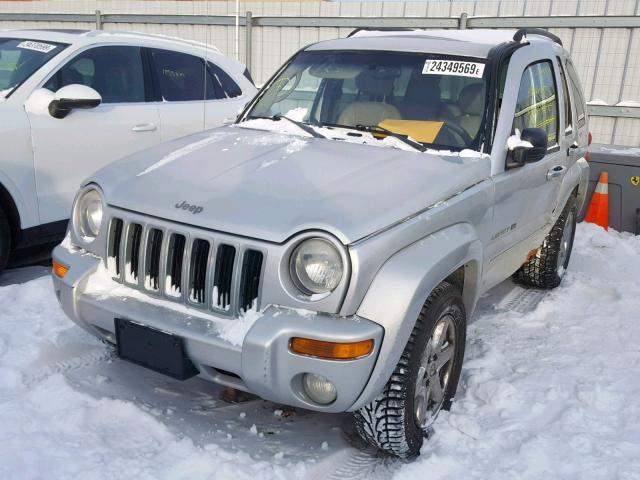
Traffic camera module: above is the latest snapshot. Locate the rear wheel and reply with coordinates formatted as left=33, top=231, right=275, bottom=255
left=515, top=196, right=577, bottom=289
left=354, top=282, right=466, bottom=458
left=0, top=206, right=11, bottom=273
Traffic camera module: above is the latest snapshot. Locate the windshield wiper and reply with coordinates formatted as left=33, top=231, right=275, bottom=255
left=246, top=115, right=326, bottom=139
left=354, top=124, right=427, bottom=152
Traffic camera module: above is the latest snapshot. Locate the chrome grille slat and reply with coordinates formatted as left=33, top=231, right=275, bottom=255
left=188, top=239, right=210, bottom=304
left=165, top=233, right=186, bottom=298
left=239, top=250, right=264, bottom=312
left=124, top=223, right=143, bottom=284
left=144, top=228, right=164, bottom=291
left=213, top=244, right=236, bottom=311
left=105, top=215, right=263, bottom=317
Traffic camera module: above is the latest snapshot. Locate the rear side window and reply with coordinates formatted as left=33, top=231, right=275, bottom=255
left=513, top=60, right=559, bottom=147
left=44, top=46, right=145, bottom=103
left=565, top=60, right=586, bottom=127
left=206, top=62, right=242, bottom=99
left=557, top=58, right=573, bottom=134
left=150, top=49, right=206, bottom=102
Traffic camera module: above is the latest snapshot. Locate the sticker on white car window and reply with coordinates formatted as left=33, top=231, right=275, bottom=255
left=16, top=41, right=57, bottom=54
left=422, top=60, right=485, bottom=78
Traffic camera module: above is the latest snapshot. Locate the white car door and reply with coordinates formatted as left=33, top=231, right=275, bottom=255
left=148, top=48, right=249, bottom=142
left=27, top=44, right=160, bottom=224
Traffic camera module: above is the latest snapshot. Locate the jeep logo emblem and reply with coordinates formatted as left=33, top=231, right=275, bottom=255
left=175, top=200, right=204, bottom=214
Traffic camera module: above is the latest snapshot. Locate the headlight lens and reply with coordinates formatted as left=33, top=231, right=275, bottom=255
left=74, top=188, right=103, bottom=242
left=290, top=238, right=343, bottom=295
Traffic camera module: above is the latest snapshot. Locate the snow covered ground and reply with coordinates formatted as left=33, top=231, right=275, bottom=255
left=0, top=223, right=638, bottom=479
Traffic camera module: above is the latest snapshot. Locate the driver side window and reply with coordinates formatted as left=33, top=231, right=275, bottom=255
left=43, top=46, right=145, bottom=104
left=513, top=60, right=559, bottom=148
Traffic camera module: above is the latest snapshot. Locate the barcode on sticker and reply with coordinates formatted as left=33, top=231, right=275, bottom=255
left=17, top=41, right=57, bottom=54
left=423, top=60, right=485, bottom=78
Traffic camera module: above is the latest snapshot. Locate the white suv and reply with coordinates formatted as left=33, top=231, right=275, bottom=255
left=0, top=29, right=257, bottom=271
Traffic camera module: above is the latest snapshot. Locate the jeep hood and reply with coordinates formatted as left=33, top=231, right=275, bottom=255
left=90, top=126, right=490, bottom=244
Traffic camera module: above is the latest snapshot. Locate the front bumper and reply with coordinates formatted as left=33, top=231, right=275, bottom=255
left=52, top=245, right=383, bottom=413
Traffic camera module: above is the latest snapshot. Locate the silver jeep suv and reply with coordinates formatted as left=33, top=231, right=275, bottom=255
left=52, top=28, right=590, bottom=458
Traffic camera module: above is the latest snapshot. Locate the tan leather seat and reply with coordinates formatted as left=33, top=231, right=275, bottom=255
left=338, top=73, right=401, bottom=127
left=455, top=83, right=485, bottom=138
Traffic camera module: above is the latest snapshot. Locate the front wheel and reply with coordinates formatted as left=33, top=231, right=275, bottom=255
left=354, top=282, right=466, bottom=458
left=515, top=195, right=577, bottom=289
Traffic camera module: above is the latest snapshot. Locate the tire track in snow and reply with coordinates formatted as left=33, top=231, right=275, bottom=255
left=23, top=346, right=117, bottom=387
left=324, top=448, right=401, bottom=480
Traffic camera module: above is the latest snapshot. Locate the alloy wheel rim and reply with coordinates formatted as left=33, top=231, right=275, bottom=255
left=414, top=313, right=456, bottom=428
left=556, top=211, right=575, bottom=274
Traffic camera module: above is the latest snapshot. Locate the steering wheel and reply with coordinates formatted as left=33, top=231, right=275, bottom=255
left=438, top=121, right=474, bottom=147
left=273, top=72, right=301, bottom=103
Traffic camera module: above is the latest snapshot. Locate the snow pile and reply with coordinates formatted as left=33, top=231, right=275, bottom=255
left=506, top=129, right=534, bottom=150
left=237, top=119, right=488, bottom=160
left=217, top=304, right=264, bottom=347
left=395, top=223, right=640, bottom=480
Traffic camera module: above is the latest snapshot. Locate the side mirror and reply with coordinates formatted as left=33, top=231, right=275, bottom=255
left=49, top=84, right=101, bottom=119
left=506, top=127, right=548, bottom=168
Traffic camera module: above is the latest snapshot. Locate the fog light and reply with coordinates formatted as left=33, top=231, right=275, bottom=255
left=303, top=373, right=337, bottom=405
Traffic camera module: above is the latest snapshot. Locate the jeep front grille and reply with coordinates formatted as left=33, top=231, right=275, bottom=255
left=106, top=216, right=264, bottom=316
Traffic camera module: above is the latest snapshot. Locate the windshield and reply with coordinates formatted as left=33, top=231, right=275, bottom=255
left=0, top=38, right=67, bottom=98
left=245, top=50, right=488, bottom=151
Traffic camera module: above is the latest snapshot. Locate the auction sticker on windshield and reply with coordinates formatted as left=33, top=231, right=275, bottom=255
left=17, top=41, right=57, bottom=53
left=423, top=60, right=485, bottom=78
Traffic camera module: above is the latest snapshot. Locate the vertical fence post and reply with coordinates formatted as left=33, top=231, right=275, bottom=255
left=95, top=10, right=102, bottom=30
left=459, top=12, right=468, bottom=29
left=245, top=11, right=253, bottom=71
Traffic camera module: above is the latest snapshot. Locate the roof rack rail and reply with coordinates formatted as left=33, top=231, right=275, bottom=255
left=513, top=28, right=563, bottom=46
left=347, top=27, right=416, bottom=38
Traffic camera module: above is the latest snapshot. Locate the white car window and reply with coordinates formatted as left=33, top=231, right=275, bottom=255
left=150, top=48, right=206, bottom=102
left=44, top=45, right=146, bottom=103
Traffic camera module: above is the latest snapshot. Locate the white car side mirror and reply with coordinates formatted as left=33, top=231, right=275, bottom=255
left=222, top=116, right=237, bottom=125
left=49, top=84, right=102, bottom=119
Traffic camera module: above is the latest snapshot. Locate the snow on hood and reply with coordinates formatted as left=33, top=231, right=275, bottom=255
left=90, top=125, right=490, bottom=244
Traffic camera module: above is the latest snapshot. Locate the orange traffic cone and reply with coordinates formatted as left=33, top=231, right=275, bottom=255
left=584, top=171, right=609, bottom=230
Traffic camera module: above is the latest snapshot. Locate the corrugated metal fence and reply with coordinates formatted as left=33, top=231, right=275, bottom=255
left=2, top=0, right=640, bottom=146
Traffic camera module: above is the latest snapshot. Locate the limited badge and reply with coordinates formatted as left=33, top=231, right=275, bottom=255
left=631, top=175, right=640, bottom=186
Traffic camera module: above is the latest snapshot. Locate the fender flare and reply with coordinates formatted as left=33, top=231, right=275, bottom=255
left=348, top=222, right=483, bottom=411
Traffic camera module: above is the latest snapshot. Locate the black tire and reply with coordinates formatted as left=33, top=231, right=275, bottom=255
left=514, top=195, right=578, bottom=289
left=354, top=281, right=466, bottom=458
left=0, top=206, right=11, bottom=273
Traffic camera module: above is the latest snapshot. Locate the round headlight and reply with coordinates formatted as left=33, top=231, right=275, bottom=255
left=74, top=188, right=103, bottom=242
left=290, top=238, right=343, bottom=296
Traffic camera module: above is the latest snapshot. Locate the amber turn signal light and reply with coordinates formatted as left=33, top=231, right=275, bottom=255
left=52, top=259, right=69, bottom=279
left=290, top=337, right=374, bottom=360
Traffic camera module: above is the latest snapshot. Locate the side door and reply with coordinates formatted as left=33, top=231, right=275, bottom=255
left=484, top=58, right=566, bottom=287
left=147, top=48, right=205, bottom=143
left=28, top=44, right=160, bottom=224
